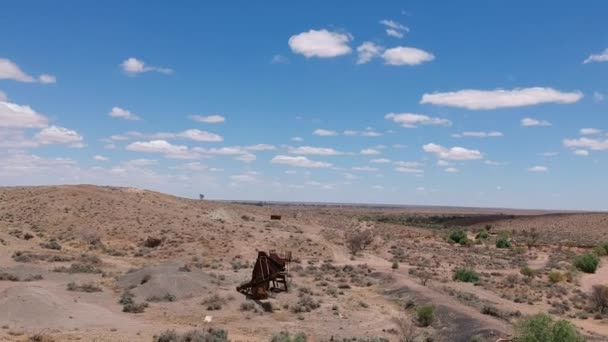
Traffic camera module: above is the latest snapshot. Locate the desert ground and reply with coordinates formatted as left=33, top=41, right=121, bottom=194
left=1, top=185, right=608, bottom=341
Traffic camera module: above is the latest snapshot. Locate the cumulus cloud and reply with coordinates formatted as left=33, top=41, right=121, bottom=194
left=352, top=166, right=378, bottom=171
left=271, top=155, right=331, bottom=168
left=356, top=42, right=383, bottom=64
left=563, top=137, right=608, bottom=151
left=313, top=129, right=337, bottom=136
left=580, top=128, right=601, bottom=135
left=583, top=48, right=608, bottom=64
left=288, top=146, right=343, bottom=155
left=0, top=101, right=49, bottom=128
left=245, top=144, right=276, bottom=151
left=93, top=155, right=109, bottom=161
left=34, top=126, right=84, bottom=147
left=421, top=87, right=583, bottom=110
left=385, top=112, right=451, bottom=128
left=382, top=47, right=435, bottom=66
left=343, top=129, right=382, bottom=137
left=291, top=136, right=303, bottom=142
left=453, top=131, right=503, bottom=138
left=423, top=143, right=483, bottom=160
left=395, top=167, right=423, bottom=174
left=394, top=161, right=422, bottom=168
left=380, top=19, right=409, bottom=38
left=177, top=129, right=223, bottom=142
left=288, top=29, right=352, bottom=58
left=126, top=140, right=199, bottom=159
left=370, top=158, right=391, bottom=163
left=528, top=166, right=548, bottom=172
left=360, top=148, right=380, bottom=155
left=574, top=149, right=589, bottom=156
left=521, top=117, right=551, bottom=127
left=109, top=107, right=140, bottom=121
left=0, top=58, right=55, bottom=84
left=120, top=57, right=173, bottom=75
left=189, top=115, right=225, bottom=124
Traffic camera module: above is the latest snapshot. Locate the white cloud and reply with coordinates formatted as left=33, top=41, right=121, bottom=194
left=485, top=160, right=507, bottom=166
left=171, top=162, right=207, bottom=171
left=360, top=148, right=380, bottom=155
left=234, top=153, right=256, bottom=162
left=34, top=126, right=83, bottom=146
left=0, top=91, right=7, bottom=101
left=109, top=107, right=140, bottom=121
left=0, top=101, right=49, bottom=128
left=580, top=128, right=601, bottom=135
left=291, top=136, right=303, bottom=142
left=288, top=29, right=352, bottom=58
left=177, top=129, right=223, bottom=142
left=38, top=74, right=56, bottom=84
left=521, top=117, right=551, bottom=127
left=124, top=159, right=157, bottom=167
left=356, top=42, right=383, bottom=64
left=437, top=160, right=451, bottom=167
left=395, top=167, right=423, bottom=174
left=245, top=144, right=276, bottom=151
left=583, top=48, right=608, bottom=64
left=382, top=47, right=435, bottom=66
left=189, top=115, right=225, bottom=124
left=271, top=155, right=331, bottom=168
left=93, top=155, right=109, bottom=161
left=343, top=129, right=383, bottom=137
left=380, top=19, right=409, bottom=38
left=421, top=87, right=583, bottom=110
left=542, top=152, right=558, bottom=157
left=352, top=166, right=379, bottom=171
left=272, top=55, right=289, bottom=64
left=453, top=131, right=503, bottom=138
left=126, top=140, right=199, bottom=159
left=289, top=146, right=343, bottom=155
left=574, top=149, right=589, bottom=156
left=528, top=166, right=548, bottom=172
left=423, top=143, right=483, bottom=160
left=563, top=137, right=608, bottom=151
left=445, top=167, right=459, bottom=173
left=120, top=57, right=172, bottom=75
left=313, top=129, right=337, bottom=136
left=370, top=158, right=391, bottom=164
left=385, top=112, right=451, bottom=128
left=594, top=91, right=605, bottom=102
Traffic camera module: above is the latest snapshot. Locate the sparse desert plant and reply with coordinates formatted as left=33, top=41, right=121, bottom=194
left=393, top=316, right=416, bottom=342
left=291, top=295, right=320, bottom=313
left=392, top=261, right=399, bottom=269
left=155, top=328, right=228, bottom=342
left=415, top=304, right=435, bottom=327
left=345, top=228, right=374, bottom=256
left=271, top=331, right=307, bottom=342
left=475, top=230, right=489, bottom=241
left=548, top=271, right=565, bottom=283
left=574, top=252, right=599, bottom=274
left=28, top=334, right=54, bottom=342
left=496, top=235, right=512, bottom=249
left=123, top=301, right=148, bottom=313
left=201, top=294, right=224, bottom=310
left=66, top=282, right=102, bottom=292
left=147, top=293, right=176, bottom=302
left=513, top=313, right=584, bottom=342
left=590, top=285, right=608, bottom=314
left=52, top=263, right=101, bottom=274
left=448, top=230, right=468, bottom=244
left=520, top=266, right=535, bottom=278
left=453, top=267, right=480, bottom=283
left=39, top=240, right=61, bottom=250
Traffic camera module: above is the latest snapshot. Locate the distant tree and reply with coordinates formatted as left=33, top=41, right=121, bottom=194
left=199, top=194, right=205, bottom=200
left=345, top=228, right=374, bottom=256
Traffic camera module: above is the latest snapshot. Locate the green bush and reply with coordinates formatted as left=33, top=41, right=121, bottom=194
left=448, top=230, right=467, bottom=244
left=475, top=230, right=489, bottom=240
left=496, top=236, right=512, bottom=249
left=574, top=252, right=600, bottom=273
left=155, top=328, right=228, bottom=342
left=453, top=267, right=480, bottom=283
left=520, top=266, right=535, bottom=278
left=271, top=331, right=307, bottom=342
left=415, top=304, right=435, bottom=327
left=548, top=271, right=564, bottom=283
left=513, top=313, right=584, bottom=342
left=597, top=242, right=608, bottom=255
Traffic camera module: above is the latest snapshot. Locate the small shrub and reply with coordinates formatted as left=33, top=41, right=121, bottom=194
left=201, top=294, right=224, bottom=310
left=448, top=230, right=467, bottom=244
left=345, top=228, right=374, bottom=255
left=453, top=268, right=480, bottom=283
left=475, top=230, right=489, bottom=240
left=482, top=305, right=500, bottom=317
left=513, top=313, right=584, bottom=342
left=52, top=263, right=101, bottom=274
left=271, top=331, right=307, bottom=342
left=520, top=266, right=535, bottom=278
left=66, top=282, right=102, bottom=292
left=154, top=328, right=228, bottom=342
left=291, top=295, right=320, bottom=313
left=40, top=240, right=62, bottom=250
left=574, top=252, right=599, bottom=273
left=591, top=285, right=608, bottom=314
left=496, top=236, right=512, bottom=249
left=548, top=271, right=564, bottom=284
left=240, top=301, right=255, bottom=312
left=147, top=293, right=176, bottom=302
left=123, top=302, right=148, bottom=313
left=391, top=261, right=399, bottom=269
left=415, top=304, right=435, bottom=327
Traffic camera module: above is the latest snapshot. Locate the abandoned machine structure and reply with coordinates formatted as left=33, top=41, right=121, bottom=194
left=236, top=250, right=292, bottom=299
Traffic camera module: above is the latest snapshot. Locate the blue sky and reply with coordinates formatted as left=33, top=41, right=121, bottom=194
left=1, top=1, right=607, bottom=210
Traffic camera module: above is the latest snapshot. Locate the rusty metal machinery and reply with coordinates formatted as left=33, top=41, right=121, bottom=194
left=236, top=250, right=292, bottom=299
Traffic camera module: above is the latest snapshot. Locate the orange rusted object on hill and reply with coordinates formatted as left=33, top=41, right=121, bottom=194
left=236, top=250, right=292, bottom=299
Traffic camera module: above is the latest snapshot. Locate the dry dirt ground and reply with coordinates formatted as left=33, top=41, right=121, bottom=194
left=0, top=185, right=607, bottom=341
